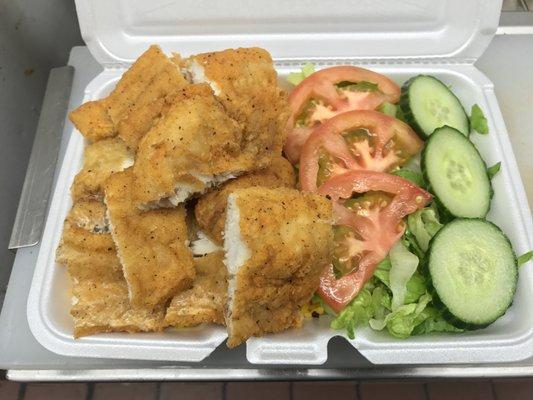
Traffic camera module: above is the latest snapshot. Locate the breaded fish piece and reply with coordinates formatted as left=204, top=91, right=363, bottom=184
left=69, top=45, right=184, bottom=142
left=116, top=59, right=189, bottom=152
left=104, top=169, right=195, bottom=308
left=66, top=200, right=108, bottom=234
left=71, top=137, right=134, bottom=202
left=133, top=84, right=257, bottom=208
left=56, top=220, right=165, bottom=338
left=165, top=251, right=227, bottom=328
left=195, top=156, right=296, bottom=245
left=184, top=48, right=289, bottom=167
left=224, top=187, right=333, bottom=347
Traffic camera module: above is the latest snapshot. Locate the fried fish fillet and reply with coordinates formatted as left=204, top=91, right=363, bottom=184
left=184, top=48, right=289, bottom=168
left=195, top=156, right=296, bottom=245
left=56, top=220, right=165, bottom=338
left=66, top=199, right=108, bottom=234
left=133, top=84, right=257, bottom=208
left=69, top=45, right=185, bottom=142
left=223, top=187, right=333, bottom=347
left=104, top=169, right=195, bottom=308
left=165, top=251, right=227, bottom=328
left=71, top=137, right=134, bottom=202
left=116, top=58, right=189, bottom=152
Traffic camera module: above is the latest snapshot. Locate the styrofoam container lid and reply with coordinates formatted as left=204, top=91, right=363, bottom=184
left=75, top=0, right=502, bottom=65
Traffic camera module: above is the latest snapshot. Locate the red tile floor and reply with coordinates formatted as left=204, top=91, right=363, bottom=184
left=1, top=379, right=533, bottom=400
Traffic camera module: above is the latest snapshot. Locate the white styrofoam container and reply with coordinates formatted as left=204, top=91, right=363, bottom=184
left=27, top=0, right=533, bottom=364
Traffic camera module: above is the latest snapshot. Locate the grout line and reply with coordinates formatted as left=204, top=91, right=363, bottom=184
left=17, top=383, right=26, bottom=400
left=85, top=382, right=94, bottom=400
left=423, top=381, right=430, bottom=400
left=490, top=379, right=499, bottom=400
left=155, top=382, right=161, bottom=400
left=289, top=381, right=293, bottom=400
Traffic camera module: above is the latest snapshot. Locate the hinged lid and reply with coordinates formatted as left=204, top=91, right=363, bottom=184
left=75, top=0, right=501, bottom=66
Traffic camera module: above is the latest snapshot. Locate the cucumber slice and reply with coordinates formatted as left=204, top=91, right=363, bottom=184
left=422, top=126, right=491, bottom=218
left=400, top=75, right=469, bottom=138
left=428, top=219, right=517, bottom=328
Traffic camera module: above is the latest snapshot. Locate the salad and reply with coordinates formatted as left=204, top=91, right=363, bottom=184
left=287, top=64, right=533, bottom=340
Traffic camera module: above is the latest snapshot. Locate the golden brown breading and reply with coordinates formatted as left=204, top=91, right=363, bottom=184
left=116, top=60, right=189, bottom=152
left=71, top=137, right=133, bottom=202
left=104, top=169, right=195, bottom=309
left=165, top=252, right=227, bottom=328
left=69, top=45, right=184, bottom=142
left=66, top=200, right=108, bottom=234
left=56, top=220, right=165, bottom=338
left=185, top=48, right=289, bottom=167
left=195, top=156, right=296, bottom=245
left=224, top=187, right=333, bottom=348
left=132, top=84, right=257, bottom=208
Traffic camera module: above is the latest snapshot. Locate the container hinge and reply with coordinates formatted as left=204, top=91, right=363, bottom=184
left=274, top=57, right=477, bottom=67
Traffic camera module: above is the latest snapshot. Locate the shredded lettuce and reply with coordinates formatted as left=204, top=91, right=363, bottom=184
left=330, top=282, right=375, bottom=339
left=337, top=80, right=379, bottom=92
left=412, top=307, right=464, bottom=335
left=383, top=293, right=432, bottom=338
left=373, top=258, right=391, bottom=287
left=403, top=231, right=425, bottom=261
left=470, top=104, right=489, bottom=134
left=389, top=241, right=419, bottom=310
left=287, top=63, right=316, bottom=86
left=392, top=168, right=425, bottom=188
left=518, top=251, right=533, bottom=267
left=487, top=161, right=501, bottom=179
left=407, top=206, right=443, bottom=252
left=378, top=102, right=397, bottom=117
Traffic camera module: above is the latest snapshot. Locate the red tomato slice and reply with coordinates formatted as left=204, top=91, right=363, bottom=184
left=299, top=110, right=423, bottom=193
left=284, top=66, right=401, bottom=164
left=317, top=171, right=431, bottom=313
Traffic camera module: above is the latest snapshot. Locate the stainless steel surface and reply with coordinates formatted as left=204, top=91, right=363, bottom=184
left=0, top=0, right=82, bottom=305
left=9, top=365, right=533, bottom=382
left=502, top=0, right=527, bottom=10
left=498, top=11, right=533, bottom=33
left=9, top=67, right=74, bottom=249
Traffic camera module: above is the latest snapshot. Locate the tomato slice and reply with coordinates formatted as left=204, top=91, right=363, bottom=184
left=284, top=66, right=401, bottom=164
left=299, top=110, right=423, bottom=193
left=317, top=171, right=431, bottom=313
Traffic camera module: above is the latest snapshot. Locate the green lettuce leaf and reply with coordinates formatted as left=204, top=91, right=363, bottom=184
left=337, top=80, right=379, bottom=92
left=389, top=241, right=419, bottom=310
left=372, top=256, right=426, bottom=304
left=378, top=102, right=398, bottom=117
left=470, top=104, right=489, bottom=134
left=368, top=286, right=392, bottom=330
left=518, top=251, right=533, bottom=267
left=392, top=168, right=425, bottom=188
left=373, top=258, right=392, bottom=287
left=330, top=283, right=374, bottom=339
left=407, top=206, right=443, bottom=252
left=404, top=272, right=427, bottom=304
left=287, top=63, right=316, bottom=86
left=412, top=307, right=464, bottom=335
left=384, top=293, right=432, bottom=338
left=401, top=230, right=425, bottom=260
left=488, top=162, right=501, bottom=179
